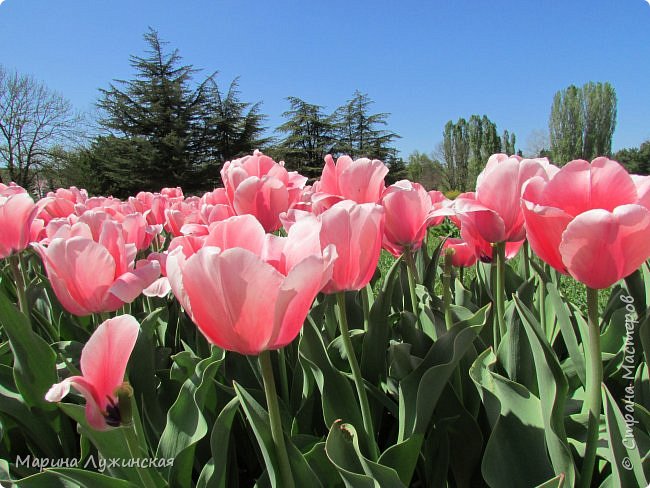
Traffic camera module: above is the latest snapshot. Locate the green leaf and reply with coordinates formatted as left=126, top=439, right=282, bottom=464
left=0, top=364, right=61, bottom=459
left=325, top=420, right=405, bottom=488
left=0, top=290, right=57, bottom=410
left=514, top=297, right=576, bottom=486
left=361, top=255, right=401, bottom=384
left=534, top=474, right=566, bottom=488
left=602, top=384, right=649, bottom=488
left=298, top=320, right=364, bottom=435
left=197, top=396, right=240, bottom=488
left=377, top=435, right=423, bottom=486
left=547, top=283, right=586, bottom=387
left=234, top=381, right=322, bottom=488
left=17, top=468, right=139, bottom=488
left=129, top=307, right=168, bottom=439
left=398, top=304, right=489, bottom=440
left=58, top=403, right=164, bottom=485
left=470, top=348, right=556, bottom=487
left=156, top=347, right=224, bottom=484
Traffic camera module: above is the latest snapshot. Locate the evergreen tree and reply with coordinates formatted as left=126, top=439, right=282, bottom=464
left=198, top=78, right=268, bottom=184
left=332, top=91, right=399, bottom=161
left=97, top=28, right=206, bottom=193
left=276, top=96, right=335, bottom=179
left=614, top=140, right=650, bottom=175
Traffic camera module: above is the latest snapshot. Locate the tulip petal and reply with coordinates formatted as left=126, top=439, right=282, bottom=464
left=109, top=260, right=161, bottom=303
left=80, top=315, right=140, bottom=407
left=543, top=158, right=638, bottom=217
left=34, top=237, right=117, bottom=315
left=183, top=247, right=283, bottom=355
left=559, top=205, right=650, bottom=289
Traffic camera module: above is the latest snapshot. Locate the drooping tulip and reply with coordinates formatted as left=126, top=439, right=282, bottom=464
left=45, top=315, right=139, bottom=430
left=522, top=157, right=650, bottom=289
left=33, top=217, right=160, bottom=315
left=166, top=214, right=336, bottom=354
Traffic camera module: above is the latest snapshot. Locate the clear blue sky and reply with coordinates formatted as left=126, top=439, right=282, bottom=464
left=1, top=0, right=649, bottom=159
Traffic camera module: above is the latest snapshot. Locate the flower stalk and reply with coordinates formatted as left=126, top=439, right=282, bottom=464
left=259, top=350, right=295, bottom=488
left=337, top=292, right=380, bottom=460
left=580, top=287, right=601, bottom=488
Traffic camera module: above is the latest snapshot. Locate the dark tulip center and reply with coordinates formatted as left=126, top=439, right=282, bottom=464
left=104, top=396, right=121, bottom=427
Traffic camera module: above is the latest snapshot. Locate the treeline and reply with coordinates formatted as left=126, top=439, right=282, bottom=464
left=1, top=29, right=647, bottom=197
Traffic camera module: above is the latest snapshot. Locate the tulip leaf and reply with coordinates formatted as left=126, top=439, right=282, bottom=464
left=533, top=474, right=566, bottom=487
left=325, top=420, right=406, bottom=488
left=398, top=304, right=489, bottom=441
left=57, top=403, right=165, bottom=485
left=298, top=319, right=365, bottom=439
left=304, top=442, right=345, bottom=488
left=547, top=282, right=586, bottom=387
left=470, top=348, right=556, bottom=487
left=602, top=384, right=648, bottom=488
left=129, top=306, right=168, bottom=440
left=197, top=396, right=240, bottom=488
left=0, top=290, right=57, bottom=410
left=514, top=296, right=576, bottom=486
left=0, top=364, right=62, bottom=459
left=377, top=435, right=423, bottom=486
left=234, top=381, right=323, bottom=488
left=156, top=347, right=224, bottom=485
left=16, top=468, right=139, bottom=487
left=361, top=255, right=402, bottom=384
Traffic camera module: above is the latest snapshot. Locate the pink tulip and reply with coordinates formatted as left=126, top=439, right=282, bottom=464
left=312, top=155, right=388, bottom=210
left=221, top=150, right=306, bottom=232
left=166, top=214, right=335, bottom=354
left=453, top=154, right=553, bottom=245
left=318, top=200, right=385, bottom=293
left=40, top=186, right=88, bottom=222
left=381, top=180, right=435, bottom=257
left=33, top=218, right=160, bottom=315
left=522, top=157, right=650, bottom=289
left=45, top=315, right=139, bottom=430
left=442, top=238, right=478, bottom=268
left=0, top=186, right=39, bottom=259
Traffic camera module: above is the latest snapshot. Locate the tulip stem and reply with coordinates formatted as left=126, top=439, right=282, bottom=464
left=277, top=348, right=290, bottom=406
left=580, top=287, right=601, bottom=488
left=9, top=254, right=29, bottom=321
left=442, top=248, right=454, bottom=330
left=522, top=241, right=530, bottom=280
left=494, top=242, right=507, bottom=346
left=336, top=292, right=380, bottom=461
left=404, top=250, right=420, bottom=326
left=259, top=350, right=294, bottom=488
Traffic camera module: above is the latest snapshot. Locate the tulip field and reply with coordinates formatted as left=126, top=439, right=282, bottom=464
left=1, top=151, right=649, bottom=487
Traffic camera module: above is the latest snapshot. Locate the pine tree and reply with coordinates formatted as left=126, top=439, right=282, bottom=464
left=276, top=96, right=335, bottom=179
left=332, top=91, right=399, bottom=161
left=96, top=29, right=207, bottom=194
left=197, top=78, right=268, bottom=184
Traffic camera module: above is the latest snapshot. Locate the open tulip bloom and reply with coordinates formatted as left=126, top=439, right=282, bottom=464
left=166, top=214, right=336, bottom=355
left=45, top=315, right=139, bottom=430
left=522, top=157, right=650, bottom=289
left=33, top=214, right=161, bottom=316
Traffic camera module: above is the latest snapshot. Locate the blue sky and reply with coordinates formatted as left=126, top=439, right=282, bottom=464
left=1, top=0, right=649, bottom=159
